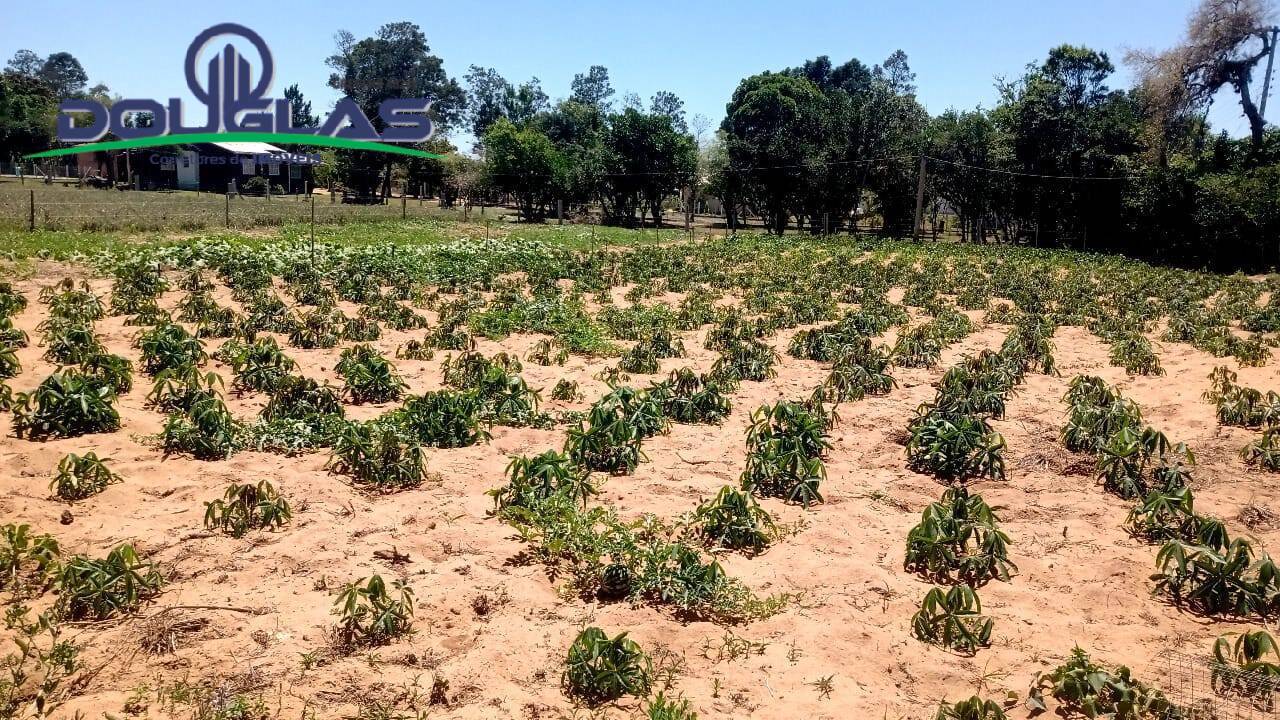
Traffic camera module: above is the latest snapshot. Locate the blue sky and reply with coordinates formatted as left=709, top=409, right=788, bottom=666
left=1, top=0, right=1264, bottom=146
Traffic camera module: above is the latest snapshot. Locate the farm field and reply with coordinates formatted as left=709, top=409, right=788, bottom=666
left=3, top=223, right=1280, bottom=719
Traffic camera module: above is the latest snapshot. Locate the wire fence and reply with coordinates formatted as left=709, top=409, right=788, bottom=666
left=1156, top=649, right=1280, bottom=719
left=0, top=183, right=483, bottom=232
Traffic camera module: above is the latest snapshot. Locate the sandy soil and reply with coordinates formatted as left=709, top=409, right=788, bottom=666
left=2, top=262, right=1278, bottom=720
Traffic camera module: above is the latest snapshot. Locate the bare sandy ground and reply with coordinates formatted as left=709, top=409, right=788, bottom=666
left=2, top=264, right=1278, bottom=720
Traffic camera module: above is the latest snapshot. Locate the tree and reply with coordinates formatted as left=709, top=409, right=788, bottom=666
left=283, top=84, right=318, bottom=128
left=994, top=45, right=1142, bottom=249
left=326, top=22, right=466, bottom=132
left=0, top=71, right=56, bottom=156
left=5, top=50, right=42, bottom=77
left=38, top=52, right=88, bottom=98
left=721, top=72, right=830, bottom=233
left=327, top=21, right=466, bottom=198
left=929, top=109, right=1012, bottom=242
left=464, top=67, right=549, bottom=139
left=650, top=91, right=687, bottom=133
left=465, top=65, right=513, bottom=138
left=570, top=65, right=614, bottom=110
left=483, top=118, right=564, bottom=221
left=600, top=108, right=697, bottom=225
left=1129, top=0, right=1277, bottom=153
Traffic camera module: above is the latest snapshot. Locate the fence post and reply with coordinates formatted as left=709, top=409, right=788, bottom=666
left=401, top=194, right=407, bottom=220
left=557, top=199, right=563, bottom=225
left=225, top=193, right=230, bottom=228
left=310, top=193, right=316, bottom=267
left=28, top=190, right=35, bottom=231
left=913, top=155, right=927, bottom=241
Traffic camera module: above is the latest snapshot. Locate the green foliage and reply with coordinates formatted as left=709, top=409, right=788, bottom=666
left=328, top=422, right=426, bottom=491
left=906, top=406, right=1006, bottom=482
left=226, top=336, right=297, bottom=394
left=491, top=450, right=597, bottom=511
left=336, top=344, right=406, bottom=404
left=57, top=544, right=162, bottom=620
left=50, top=452, right=120, bottom=501
left=136, top=321, right=207, bottom=376
left=710, top=338, right=778, bottom=384
left=909, top=585, right=992, bottom=655
left=1153, top=533, right=1280, bottom=618
left=203, top=481, right=292, bottom=537
left=0, top=524, right=61, bottom=594
left=690, top=486, right=777, bottom=554
left=381, top=390, right=490, bottom=448
left=819, top=338, right=896, bottom=402
left=905, top=487, right=1016, bottom=585
left=934, top=696, right=1007, bottom=720
left=79, top=352, right=133, bottom=395
left=333, top=575, right=414, bottom=648
left=1213, top=630, right=1280, bottom=697
left=1108, top=334, right=1164, bottom=376
left=0, top=606, right=79, bottom=720
left=740, top=401, right=829, bottom=506
left=1027, top=647, right=1175, bottom=719
left=1243, top=427, right=1280, bottom=471
left=648, top=368, right=732, bottom=424
left=37, top=317, right=104, bottom=365
left=12, top=370, right=120, bottom=440
left=562, top=627, right=652, bottom=705
left=160, top=395, right=243, bottom=460
left=565, top=387, right=665, bottom=473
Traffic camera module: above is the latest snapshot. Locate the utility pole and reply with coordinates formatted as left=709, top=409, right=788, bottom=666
left=912, top=156, right=927, bottom=241
left=1261, top=26, right=1280, bottom=121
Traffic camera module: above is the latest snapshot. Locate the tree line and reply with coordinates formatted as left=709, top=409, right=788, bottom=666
left=2, top=0, right=1279, bottom=269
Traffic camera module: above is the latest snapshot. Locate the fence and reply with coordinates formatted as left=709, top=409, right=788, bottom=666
left=1156, top=649, right=1280, bottom=719
left=0, top=183, right=474, bottom=232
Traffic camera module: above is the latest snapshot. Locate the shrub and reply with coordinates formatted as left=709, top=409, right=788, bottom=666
left=0, top=282, right=28, bottom=318
left=13, top=370, right=120, bottom=440
left=146, top=366, right=223, bottom=413
left=38, top=317, right=104, bottom=365
left=336, top=344, right=406, bottom=404
left=562, top=627, right=652, bottom=705
left=648, top=368, right=732, bottom=424
left=57, top=544, right=163, bottom=620
left=204, top=480, right=291, bottom=537
left=288, top=308, right=340, bottom=349
left=1108, top=334, right=1164, bottom=376
left=709, top=338, right=778, bottom=384
left=1096, top=425, right=1194, bottom=500
left=490, top=450, right=596, bottom=511
left=333, top=575, right=414, bottom=648
left=552, top=379, right=580, bottom=401
left=905, top=487, right=1016, bottom=585
left=136, top=322, right=207, bottom=376
left=50, top=452, right=121, bottom=501
left=328, top=422, right=426, bottom=491
left=527, top=338, right=568, bottom=366
left=1027, top=647, right=1175, bottom=718
left=1213, top=630, right=1280, bottom=698
left=1153, top=535, right=1280, bottom=618
left=820, top=339, right=896, bottom=402
left=40, top=279, right=103, bottom=323
left=381, top=390, right=490, bottom=448
left=740, top=401, right=829, bottom=507
left=1243, top=427, right=1280, bottom=471
left=893, top=325, right=944, bottom=368
left=0, top=524, right=61, bottom=593
left=690, top=486, right=776, bottom=554
left=395, top=339, right=436, bottom=360
left=160, top=395, right=243, bottom=460
left=906, top=406, right=1006, bottom=482
left=79, top=352, right=133, bottom=395
left=909, top=585, right=992, bottom=655
left=227, top=336, right=297, bottom=394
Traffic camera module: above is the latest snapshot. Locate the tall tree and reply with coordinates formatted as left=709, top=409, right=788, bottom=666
left=570, top=65, right=614, bottom=110
left=5, top=50, right=42, bottom=77
left=483, top=118, right=564, bottom=221
left=37, top=52, right=88, bottom=98
left=0, top=71, right=56, bottom=155
left=326, top=21, right=466, bottom=132
left=1128, top=0, right=1278, bottom=153
left=721, top=72, right=829, bottom=233
left=650, top=91, right=687, bottom=133
left=326, top=21, right=465, bottom=197
left=283, top=84, right=318, bottom=128
left=600, top=108, right=697, bottom=225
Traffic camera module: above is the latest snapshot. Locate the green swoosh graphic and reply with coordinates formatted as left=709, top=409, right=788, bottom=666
left=23, top=132, right=443, bottom=159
